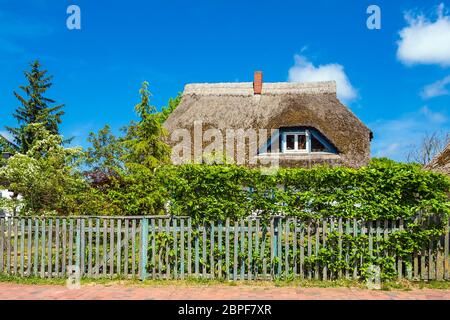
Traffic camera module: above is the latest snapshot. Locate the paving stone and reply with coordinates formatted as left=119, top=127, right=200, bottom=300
left=0, top=283, right=448, bottom=300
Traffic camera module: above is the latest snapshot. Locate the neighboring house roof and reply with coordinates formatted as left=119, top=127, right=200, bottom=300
left=425, top=142, right=450, bottom=175
left=164, top=72, right=372, bottom=168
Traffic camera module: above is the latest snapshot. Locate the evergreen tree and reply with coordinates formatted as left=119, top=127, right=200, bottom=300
left=160, top=93, right=181, bottom=124
left=3, top=61, right=65, bottom=153
left=123, top=81, right=171, bottom=170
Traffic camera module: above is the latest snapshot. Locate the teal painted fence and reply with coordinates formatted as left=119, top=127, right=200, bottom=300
left=0, top=216, right=448, bottom=281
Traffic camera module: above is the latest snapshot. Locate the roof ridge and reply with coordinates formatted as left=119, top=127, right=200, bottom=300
left=184, top=81, right=336, bottom=96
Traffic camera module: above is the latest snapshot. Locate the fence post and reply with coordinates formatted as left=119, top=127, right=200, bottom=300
left=445, top=217, right=449, bottom=280
left=0, top=219, right=4, bottom=273
left=273, top=217, right=280, bottom=278
left=75, top=219, right=81, bottom=276
left=140, top=218, right=149, bottom=281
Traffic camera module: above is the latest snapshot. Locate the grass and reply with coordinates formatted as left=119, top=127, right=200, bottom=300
left=0, top=274, right=449, bottom=290
left=0, top=274, right=66, bottom=285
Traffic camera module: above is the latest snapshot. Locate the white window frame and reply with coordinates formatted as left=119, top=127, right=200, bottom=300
left=281, top=130, right=310, bottom=153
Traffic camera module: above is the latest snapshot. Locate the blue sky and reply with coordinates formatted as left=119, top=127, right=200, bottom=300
left=0, top=0, right=449, bottom=161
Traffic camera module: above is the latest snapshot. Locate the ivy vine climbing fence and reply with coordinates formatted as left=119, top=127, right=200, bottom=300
left=0, top=215, right=449, bottom=281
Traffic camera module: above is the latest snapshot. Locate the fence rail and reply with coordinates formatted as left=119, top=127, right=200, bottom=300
left=0, top=216, right=448, bottom=281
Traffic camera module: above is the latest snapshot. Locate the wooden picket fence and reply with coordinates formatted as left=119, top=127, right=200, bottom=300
left=0, top=216, right=449, bottom=281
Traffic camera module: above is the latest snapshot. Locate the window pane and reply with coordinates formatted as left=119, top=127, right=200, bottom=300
left=286, top=135, right=295, bottom=150
left=298, top=134, right=306, bottom=150
left=311, top=135, right=326, bottom=152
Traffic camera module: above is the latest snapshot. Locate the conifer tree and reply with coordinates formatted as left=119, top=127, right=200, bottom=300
left=3, top=61, right=65, bottom=153
left=123, top=81, right=170, bottom=170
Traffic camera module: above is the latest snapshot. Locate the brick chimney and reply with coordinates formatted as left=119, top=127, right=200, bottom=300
left=253, top=71, right=263, bottom=95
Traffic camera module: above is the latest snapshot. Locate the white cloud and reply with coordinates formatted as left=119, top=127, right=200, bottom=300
left=370, top=107, right=449, bottom=161
left=397, top=3, right=450, bottom=66
left=421, top=75, right=450, bottom=98
left=287, top=54, right=357, bottom=103
left=420, top=105, right=447, bottom=123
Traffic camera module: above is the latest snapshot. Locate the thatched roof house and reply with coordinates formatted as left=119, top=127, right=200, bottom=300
left=426, top=142, right=450, bottom=175
left=164, top=72, right=372, bottom=168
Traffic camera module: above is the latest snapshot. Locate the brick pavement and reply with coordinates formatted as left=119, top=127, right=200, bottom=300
left=0, top=283, right=449, bottom=300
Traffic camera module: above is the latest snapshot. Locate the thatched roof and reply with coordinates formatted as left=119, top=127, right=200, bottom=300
left=426, top=142, right=450, bottom=175
left=164, top=80, right=372, bottom=168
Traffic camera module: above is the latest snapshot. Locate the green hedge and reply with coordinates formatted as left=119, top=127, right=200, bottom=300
left=160, top=158, right=450, bottom=223
left=154, top=158, right=449, bottom=280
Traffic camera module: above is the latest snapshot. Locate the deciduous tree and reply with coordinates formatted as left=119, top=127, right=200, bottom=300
left=407, top=131, right=450, bottom=165
left=0, top=124, right=84, bottom=215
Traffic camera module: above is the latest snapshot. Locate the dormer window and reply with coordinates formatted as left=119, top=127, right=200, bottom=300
left=281, top=128, right=336, bottom=154
left=282, top=131, right=308, bottom=153
left=311, top=135, right=327, bottom=152
left=260, top=127, right=337, bottom=155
